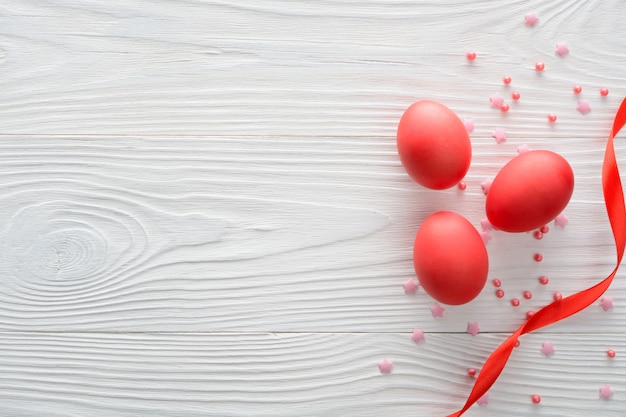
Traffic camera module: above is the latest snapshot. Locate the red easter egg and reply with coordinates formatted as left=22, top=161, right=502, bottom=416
left=486, top=150, right=574, bottom=232
left=397, top=100, right=471, bottom=189
left=413, top=211, right=489, bottom=305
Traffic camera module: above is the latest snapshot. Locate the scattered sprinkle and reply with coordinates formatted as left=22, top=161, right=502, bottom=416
left=467, top=368, right=477, bottom=377
left=496, top=289, right=505, bottom=298
left=607, top=349, right=616, bottom=358
left=467, top=321, right=481, bottom=336
left=540, top=225, right=549, bottom=234
left=492, top=278, right=502, bottom=287
left=526, top=310, right=535, bottom=319
left=555, top=213, right=569, bottom=228
left=457, top=181, right=467, bottom=191
left=600, top=87, right=609, bottom=97
left=534, top=253, right=543, bottom=262
left=535, top=62, right=545, bottom=72
left=511, top=298, right=520, bottom=307
left=599, top=384, right=613, bottom=400
left=492, top=128, right=507, bottom=144
left=403, top=279, right=418, bottom=294
left=431, top=303, right=445, bottom=318
left=531, top=394, right=541, bottom=404
left=573, top=85, right=583, bottom=94
left=489, top=93, right=504, bottom=108
left=515, top=339, right=521, bottom=348
left=512, top=91, right=521, bottom=101
left=517, top=144, right=530, bottom=154
left=500, top=103, right=510, bottom=112
left=555, top=43, right=570, bottom=57
left=548, top=113, right=557, bottom=123
left=553, top=292, right=563, bottom=301
left=477, top=393, right=489, bottom=406
left=539, top=275, right=549, bottom=285
left=577, top=99, right=591, bottom=115
left=533, top=230, right=544, bottom=240
left=600, top=296, right=614, bottom=311
left=466, top=51, right=477, bottom=61
left=411, top=329, right=425, bottom=344
left=378, top=359, right=393, bottom=374
left=525, top=13, right=539, bottom=27
left=541, top=341, right=555, bottom=357
left=523, top=291, right=533, bottom=300
left=503, top=76, right=512, bottom=85
left=480, top=230, right=492, bottom=244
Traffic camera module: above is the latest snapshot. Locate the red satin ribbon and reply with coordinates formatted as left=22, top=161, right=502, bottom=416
left=447, top=97, right=626, bottom=417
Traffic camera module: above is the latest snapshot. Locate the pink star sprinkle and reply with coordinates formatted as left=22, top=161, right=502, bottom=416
left=525, top=13, right=539, bottom=27
left=555, top=212, right=569, bottom=228
left=378, top=359, right=393, bottom=374
left=480, top=218, right=493, bottom=232
left=467, top=321, right=480, bottom=336
left=541, top=341, right=555, bottom=357
left=517, top=144, right=530, bottom=154
left=492, top=128, right=507, bottom=144
left=489, top=93, right=504, bottom=108
left=403, top=278, right=418, bottom=294
left=599, top=384, right=613, bottom=400
left=577, top=99, right=591, bottom=115
left=555, top=43, right=570, bottom=57
left=430, top=303, right=445, bottom=318
left=411, top=329, right=425, bottom=344
left=480, top=230, right=492, bottom=244
left=600, top=296, right=614, bottom=311
left=477, top=393, right=489, bottom=406
left=464, top=119, right=474, bottom=133
left=481, top=179, right=492, bottom=195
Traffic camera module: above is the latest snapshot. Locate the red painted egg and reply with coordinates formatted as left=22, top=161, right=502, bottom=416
left=397, top=100, right=471, bottom=189
left=413, top=211, right=489, bottom=305
left=486, top=150, right=574, bottom=232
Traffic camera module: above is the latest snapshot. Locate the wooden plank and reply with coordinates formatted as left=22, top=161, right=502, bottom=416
left=1, top=136, right=624, bottom=333
left=1, top=332, right=624, bottom=416
left=0, top=0, right=624, bottom=136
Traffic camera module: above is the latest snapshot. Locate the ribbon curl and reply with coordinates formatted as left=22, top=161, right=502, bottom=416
left=447, top=97, right=626, bottom=417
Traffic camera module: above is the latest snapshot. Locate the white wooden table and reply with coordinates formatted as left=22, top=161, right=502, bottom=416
left=1, top=1, right=626, bottom=416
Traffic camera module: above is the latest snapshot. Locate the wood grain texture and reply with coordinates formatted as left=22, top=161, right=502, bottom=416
left=1, top=332, right=625, bottom=417
left=1, top=0, right=626, bottom=416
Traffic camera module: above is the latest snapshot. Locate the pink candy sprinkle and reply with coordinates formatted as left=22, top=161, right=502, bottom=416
left=534, top=253, right=543, bottom=262
left=538, top=275, right=549, bottom=285
left=457, top=181, right=467, bottom=191
left=548, top=113, right=557, bottom=123
left=535, top=62, right=545, bottom=71
left=492, top=278, right=502, bottom=287
left=607, top=349, right=616, bottom=358
left=512, top=91, right=521, bottom=100
left=532, top=394, right=541, bottom=404
left=573, top=85, right=583, bottom=94
left=496, top=289, right=505, bottom=298
left=553, top=292, right=563, bottom=301
left=511, top=298, right=520, bottom=307
left=526, top=310, right=535, bottom=319
left=503, top=76, right=512, bottom=85
left=466, top=51, right=477, bottom=61
left=500, top=103, right=510, bottom=112
left=467, top=368, right=477, bottom=377
left=540, top=225, right=549, bottom=234
left=600, top=87, right=609, bottom=96
left=523, top=291, right=533, bottom=300
left=533, top=230, right=543, bottom=240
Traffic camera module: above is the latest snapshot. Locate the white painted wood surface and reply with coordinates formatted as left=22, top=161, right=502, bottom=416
left=1, top=1, right=626, bottom=416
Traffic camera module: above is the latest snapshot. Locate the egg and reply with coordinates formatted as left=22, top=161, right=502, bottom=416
left=486, top=150, right=574, bottom=232
left=397, top=100, right=471, bottom=189
left=413, top=211, right=489, bottom=305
